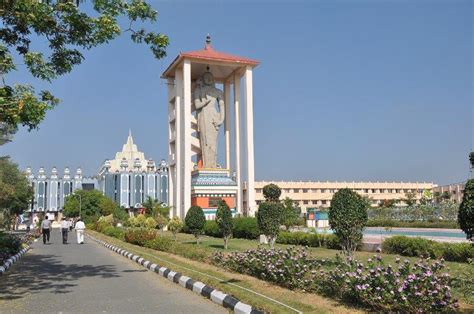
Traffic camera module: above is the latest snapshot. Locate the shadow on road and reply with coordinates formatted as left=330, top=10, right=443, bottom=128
left=0, top=253, right=119, bottom=300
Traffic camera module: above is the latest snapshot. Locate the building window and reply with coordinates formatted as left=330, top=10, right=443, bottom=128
left=284, top=189, right=290, bottom=193
left=372, top=189, right=376, bottom=193
left=256, top=188, right=262, bottom=193
left=310, top=189, right=317, bottom=193
left=322, top=200, right=327, bottom=205
left=302, top=189, right=308, bottom=193
left=303, top=200, right=309, bottom=204
left=329, top=189, right=335, bottom=193
left=321, top=189, right=326, bottom=193
left=294, top=189, right=300, bottom=193
left=312, top=200, right=318, bottom=204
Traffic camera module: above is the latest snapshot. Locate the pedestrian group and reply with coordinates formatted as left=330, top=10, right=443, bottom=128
left=40, top=215, right=86, bottom=245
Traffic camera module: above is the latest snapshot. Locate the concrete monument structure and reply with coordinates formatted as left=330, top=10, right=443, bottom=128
left=162, top=36, right=259, bottom=218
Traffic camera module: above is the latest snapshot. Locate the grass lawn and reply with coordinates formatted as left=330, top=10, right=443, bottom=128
left=89, top=230, right=474, bottom=312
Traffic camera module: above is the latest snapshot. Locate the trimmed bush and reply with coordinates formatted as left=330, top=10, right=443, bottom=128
left=203, top=220, right=222, bottom=237
left=382, top=236, right=474, bottom=263
left=257, top=201, right=284, bottom=248
left=144, top=236, right=173, bottom=251
left=102, top=226, right=125, bottom=240
left=124, top=228, right=157, bottom=246
left=184, top=206, right=206, bottom=244
left=276, top=231, right=341, bottom=249
left=233, top=217, right=259, bottom=239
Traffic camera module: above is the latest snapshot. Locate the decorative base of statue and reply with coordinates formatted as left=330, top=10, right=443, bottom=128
left=191, top=169, right=238, bottom=220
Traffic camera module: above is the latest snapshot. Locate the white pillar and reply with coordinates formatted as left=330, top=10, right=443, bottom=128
left=175, top=69, right=183, bottom=218
left=167, top=78, right=175, bottom=216
left=234, top=74, right=242, bottom=214
left=244, top=66, right=256, bottom=216
left=182, top=59, right=192, bottom=218
left=224, top=81, right=231, bottom=170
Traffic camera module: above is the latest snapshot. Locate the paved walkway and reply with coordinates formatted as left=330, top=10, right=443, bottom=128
left=0, top=230, right=224, bottom=313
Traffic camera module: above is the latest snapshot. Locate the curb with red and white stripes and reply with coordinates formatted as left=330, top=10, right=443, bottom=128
left=0, top=246, right=30, bottom=275
left=88, top=234, right=264, bottom=314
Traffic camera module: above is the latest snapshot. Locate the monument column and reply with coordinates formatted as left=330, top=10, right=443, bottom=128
left=167, top=78, right=175, bottom=215
left=244, top=66, right=256, bottom=215
left=234, top=74, right=242, bottom=214
left=224, top=81, right=231, bottom=170
left=174, top=69, right=183, bottom=217
left=182, top=60, right=192, bottom=217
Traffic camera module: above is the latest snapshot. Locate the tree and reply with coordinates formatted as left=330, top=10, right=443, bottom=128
left=184, top=206, right=206, bottom=244
left=257, top=201, right=284, bottom=249
left=168, top=217, right=184, bottom=241
left=216, top=200, right=233, bottom=249
left=0, top=0, right=169, bottom=143
left=328, top=189, right=368, bottom=257
left=470, top=151, right=474, bottom=169
left=458, top=179, right=474, bottom=241
left=258, top=184, right=284, bottom=248
left=99, top=196, right=117, bottom=216
left=143, top=196, right=158, bottom=214
left=404, top=191, right=417, bottom=207
left=263, top=183, right=281, bottom=202
left=281, top=197, right=300, bottom=230
left=63, top=189, right=104, bottom=222
left=155, top=214, right=168, bottom=236
left=0, top=157, right=33, bottom=229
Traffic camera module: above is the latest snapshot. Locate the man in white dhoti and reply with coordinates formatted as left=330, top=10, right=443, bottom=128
left=75, top=218, right=86, bottom=244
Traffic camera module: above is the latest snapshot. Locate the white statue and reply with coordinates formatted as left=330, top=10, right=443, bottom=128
left=194, top=71, right=225, bottom=168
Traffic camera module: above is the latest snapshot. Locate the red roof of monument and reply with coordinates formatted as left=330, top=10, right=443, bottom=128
left=161, top=37, right=259, bottom=78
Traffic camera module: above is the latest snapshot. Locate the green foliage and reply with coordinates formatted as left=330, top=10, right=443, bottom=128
left=128, top=214, right=155, bottom=229
left=0, top=157, right=33, bottom=229
left=63, top=189, right=105, bottom=221
left=470, top=151, right=474, bottom=169
left=0, top=231, right=21, bottom=260
left=184, top=205, right=206, bottom=244
left=257, top=201, right=284, bottom=249
left=403, top=191, right=417, bottom=206
left=0, top=0, right=168, bottom=138
left=124, top=228, right=157, bottom=246
left=112, top=206, right=129, bottom=222
left=281, top=197, right=301, bottom=230
left=99, top=197, right=117, bottom=216
left=329, top=188, right=368, bottom=257
left=216, top=200, right=233, bottom=249
left=382, top=236, right=474, bottom=263
left=262, top=183, right=281, bottom=202
left=276, top=231, right=341, bottom=249
left=203, top=220, right=222, bottom=237
left=459, top=179, right=474, bottom=241
left=145, top=216, right=157, bottom=229
left=102, top=226, right=125, bottom=240
left=366, top=219, right=459, bottom=229
left=144, top=236, right=172, bottom=251
left=167, top=217, right=184, bottom=240
left=233, top=217, right=260, bottom=239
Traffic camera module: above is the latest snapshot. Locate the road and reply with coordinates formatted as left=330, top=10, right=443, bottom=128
left=0, top=229, right=225, bottom=313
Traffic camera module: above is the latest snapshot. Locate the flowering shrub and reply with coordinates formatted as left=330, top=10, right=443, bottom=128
left=213, top=246, right=318, bottom=289
left=317, top=255, right=459, bottom=312
left=213, top=245, right=458, bottom=312
left=124, top=228, right=157, bottom=246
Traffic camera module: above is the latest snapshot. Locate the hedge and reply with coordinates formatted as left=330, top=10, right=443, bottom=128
left=276, top=231, right=342, bottom=249
left=367, top=219, right=459, bottom=229
left=190, top=217, right=260, bottom=240
left=382, top=236, right=473, bottom=263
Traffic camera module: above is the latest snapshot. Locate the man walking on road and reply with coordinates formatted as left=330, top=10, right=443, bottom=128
left=75, top=218, right=86, bottom=244
left=41, top=217, right=52, bottom=244
left=60, top=217, right=69, bottom=244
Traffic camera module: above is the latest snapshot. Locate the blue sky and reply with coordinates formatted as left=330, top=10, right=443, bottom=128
left=2, top=0, right=472, bottom=185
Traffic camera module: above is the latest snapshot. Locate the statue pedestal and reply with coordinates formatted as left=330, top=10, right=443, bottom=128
left=191, top=169, right=238, bottom=220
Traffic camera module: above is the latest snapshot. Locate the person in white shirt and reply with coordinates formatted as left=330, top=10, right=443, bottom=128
left=60, top=217, right=69, bottom=244
left=75, top=218, right=86, bottom=244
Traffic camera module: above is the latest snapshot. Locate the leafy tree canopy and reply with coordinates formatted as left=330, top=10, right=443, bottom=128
left=216, top=200, right=233, bottom=249
left=63, top=189, right=107, bottom=220
left=329, top=188, right=368, bottom=257
left=281, top=197, right=301, bottom=230
left=0, top=157, right=33, bottom=229
left=257, top=201, right=284, bottom=249
left=0, top=0, right=168, bottom=142
left=458, top=179, right=474, bottom=241
left=262, top=183, right=281, bottom=202
left=184, top=205, right=206, bottom=243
